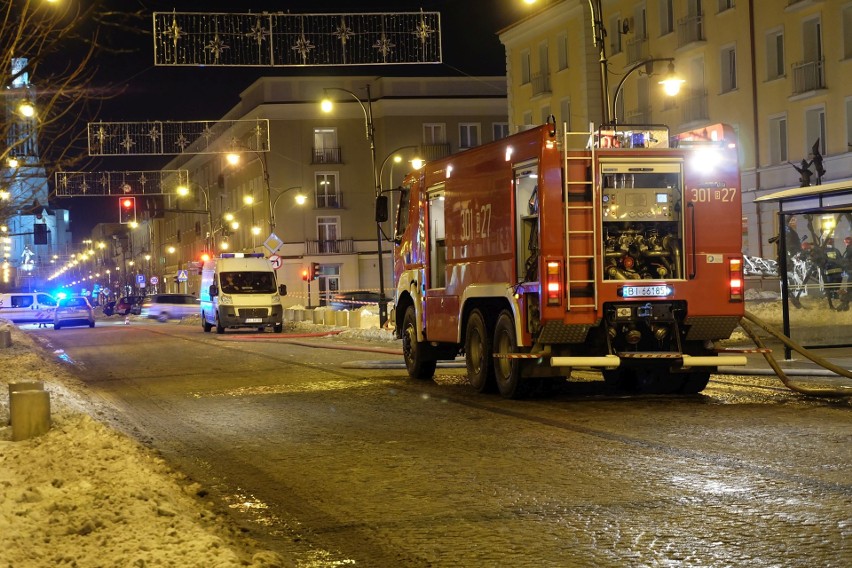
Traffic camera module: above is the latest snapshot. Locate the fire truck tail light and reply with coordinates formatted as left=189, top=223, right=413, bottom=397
left=729, top=258, right=743, bottom=302
left=546, top=261, right=562, bottom=306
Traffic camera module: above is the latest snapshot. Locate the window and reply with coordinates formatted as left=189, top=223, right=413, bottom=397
left=556, top=33, right=569, bottom=70
left=540, top=105, right=551, bottom=125
left=609, top=14, right=622, bottom=53
left=428, top=190, right=446, bottom=288
left=538, top=41, right=549, bottom=76
left=717, top=0, right=734, bottom=13
left=844, top=6, right=852, bottom=60
left=492, top=123, right=510, bottom=140
left=721, top=45, right=737, bottom=93
left=520, top=49, right=531, bottom=84
left=804, top=106, right=826, bottom=157
left=313, top=127, right=338, bottom=163
left=846, top=97, right=852, bottom=152
left=522, top=111, right=533, bottom=126
left=314, top=172, right=340, bottom=208
left=769, top=115, right=787, bottom=165
left=766, top=29, right=785, bottom=80
left=459, top=123, right=480, bottom=149
left=317, top=216, right=340, bottom=253
left=423, top=123, right=446, bottom=144
left=559, top=98, right=571, bottom=131
left=659, top=0, right=674, bottom=35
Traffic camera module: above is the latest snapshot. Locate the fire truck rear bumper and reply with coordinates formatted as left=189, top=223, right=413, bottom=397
left=548, top=354, right=748, bottom=369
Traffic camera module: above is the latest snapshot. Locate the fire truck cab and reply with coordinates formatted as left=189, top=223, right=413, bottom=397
left=391, top=120, right=746, bottom=398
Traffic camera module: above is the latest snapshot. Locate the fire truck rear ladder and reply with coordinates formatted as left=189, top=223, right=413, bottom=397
left=563, top=127, right=599, bottom=311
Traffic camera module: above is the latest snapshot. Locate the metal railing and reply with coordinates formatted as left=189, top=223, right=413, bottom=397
left=626, top=36, right=649, bottom=65
left=312, top=147, right=342, bottom=164
left=680, top=88, right=709, bottom=123
left=531, top=72, right=551, bottom=96
left=791, top=59, right=825, bottom=94
left=420, top=143, right=452, bottom=161
left=305, top=238, right=355, bottom=255
left=677, top=14, right=705, bottom=47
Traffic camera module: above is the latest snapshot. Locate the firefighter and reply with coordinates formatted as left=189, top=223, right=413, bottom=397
left=819, top=238, right=844, bottom=310
left=838, top=236, right=852, bottom=311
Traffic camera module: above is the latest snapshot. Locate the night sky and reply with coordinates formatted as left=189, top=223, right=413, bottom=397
left=54, top=0, right=530, bottom=239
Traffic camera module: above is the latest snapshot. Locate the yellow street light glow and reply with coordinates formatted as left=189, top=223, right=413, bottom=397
left=320, top=99, right=333, bottom=113
left=411, top=158, right=424, bottom=170
left=18, top=100, right=35, bottom=118
left=176, top=185, right=189, bottom=196
left=295, top=194, right=307, bottom=205
left=659, top=62, right=685, bottom=96
left=226, top=153, right=240, bottom=166
left=243, top=195, right=254, bottom=205
left=167, top=246, right=176, bottom=254
left=251, top=226, right=261, bottom=235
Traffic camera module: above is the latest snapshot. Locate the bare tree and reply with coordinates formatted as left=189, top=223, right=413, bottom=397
left=1, top=0, right=144, bottom=222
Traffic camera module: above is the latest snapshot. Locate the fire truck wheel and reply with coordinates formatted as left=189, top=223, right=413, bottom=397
left=465, top=310, right=496, bottom=393
left=402, top=306, right=436, bottom=380
left=493, top=311, right=535, bottom=399
left=678, top=372, right=710, bottom=394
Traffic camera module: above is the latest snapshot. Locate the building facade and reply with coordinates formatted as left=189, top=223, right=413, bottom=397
left=145, top=75, right=507, bottom=306
left=501, top=0, right=852, bottom=259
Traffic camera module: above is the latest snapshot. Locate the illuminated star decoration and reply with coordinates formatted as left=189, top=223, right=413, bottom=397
left=175, top=132, right=189, bottom=152
left=162, top=14, right=185, bottom=64
left=333, top=17, right=354, bottom=64
left=247, top=17, right=270, bottom=48
left=204, top=33, right=230, bottom=64
left=147, top=124, right=162, bottom=145
left=291, top=17, right=316, bottom=65
left=413, top=10, right=434, bottom=45
left=373, top=18, right=395, bottom=63
left=79, top=179, right=90, bottom=195
left=120, top=133, right=136, bottom=153
left=94, top=124, right=110, bottom=154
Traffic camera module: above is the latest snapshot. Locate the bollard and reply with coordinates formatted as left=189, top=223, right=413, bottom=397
left=10, top=389, right=51, bottom=441
left=284, top=309, right=294, bottom=322
left=293, top=309, right=305, bottom=322
left=8, top=381, right=45, bottom=426
left=0, top=327, right=11, bottom=348
left=349, top=309, right=361, bottom=329
left=335, top=310, right=349, bottom=327
left=312, top=309, right=324, bottom=325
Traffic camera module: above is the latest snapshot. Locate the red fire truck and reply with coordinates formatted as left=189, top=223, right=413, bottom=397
left=389, top=120, right=747, bottom=398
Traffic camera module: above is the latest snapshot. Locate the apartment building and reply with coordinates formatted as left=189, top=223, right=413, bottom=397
left=500, top=0, right=852, bottom=259
left=153, top=75, right=507, bottom=306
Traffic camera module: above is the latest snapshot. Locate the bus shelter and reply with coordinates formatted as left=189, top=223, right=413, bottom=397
left=754, top=180, right=852, bottom=358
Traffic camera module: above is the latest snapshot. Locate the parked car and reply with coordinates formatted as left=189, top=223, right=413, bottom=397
left=54, top=296, right=95, bottom=330
left=328, top=291, right=381, bottom=311
left=115, top=296, right=145, bottom=316
left=140, top=293, right=199, bottom=322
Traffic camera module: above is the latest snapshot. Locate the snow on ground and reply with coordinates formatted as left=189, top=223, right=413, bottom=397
left=0, top=296, right=841, bottom=566
left=0, top=310, right=396, bottom=568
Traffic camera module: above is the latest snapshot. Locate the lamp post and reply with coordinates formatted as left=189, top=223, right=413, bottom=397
left=270, top=186, right=306, bottom=230
left=611, top=58, right=684, bottom=125
left=176, top=183, right=213, bottom=253
left=321, top=84, right=389, bottom=327
left=226, top=147, right=273, bottom=233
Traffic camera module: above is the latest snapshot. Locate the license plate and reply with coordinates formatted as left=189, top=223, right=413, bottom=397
left=245, top=318, right=262, bottom=323
left=620, top=285, right=672, bottom=298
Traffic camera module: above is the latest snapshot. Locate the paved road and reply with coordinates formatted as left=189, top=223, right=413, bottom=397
left=33, top=320, right=852, bottom=567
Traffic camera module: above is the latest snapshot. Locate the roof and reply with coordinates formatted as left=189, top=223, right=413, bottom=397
left=753, top=178, right=852, bottom=213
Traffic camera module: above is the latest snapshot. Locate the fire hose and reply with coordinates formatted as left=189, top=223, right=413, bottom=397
left=738, top=310, right=852, bottom=398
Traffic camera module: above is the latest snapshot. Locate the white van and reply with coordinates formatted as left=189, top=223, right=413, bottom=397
left=0, top=292, right=58, bottom=324
left=199, top=253, right=286, bottom=333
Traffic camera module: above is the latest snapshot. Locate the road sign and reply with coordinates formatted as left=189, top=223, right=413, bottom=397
left=136, top=274, right=145, bottom=286
left=264, top=233, right=284, bottom=254
left=177, top=270, right=188, bottom=282
left=269, top=254, right=282, bottom=270
left=150, top=276, right=159, bottom=285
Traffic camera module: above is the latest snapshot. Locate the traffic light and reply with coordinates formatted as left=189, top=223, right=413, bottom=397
left=33, top=223, right=48, bottom=245
left=310, top=262, right=320, bottom=280
left=200, top=252, right=211, bottom=263
left=301, top=268, right=309, bottom=281
left=119, top=197, right=136, bottom=224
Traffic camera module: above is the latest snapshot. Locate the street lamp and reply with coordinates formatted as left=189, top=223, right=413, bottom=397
left=321, top=84, right=390, bottom=327
left=226, top=146, right=273, bottom=232
left=379, top=145, right=422, bottom=191
left=270, top=186, right=307, bottom=230
left=176, top=183, right=213, bottom=253
left=612, top=58, right=684, bottom=124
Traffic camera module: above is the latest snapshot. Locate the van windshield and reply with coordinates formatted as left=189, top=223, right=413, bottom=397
left=220, top=271, right=277, bottom=294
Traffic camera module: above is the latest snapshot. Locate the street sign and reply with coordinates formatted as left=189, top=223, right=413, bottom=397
left=177, top=270, right=188, bottom=282
left=269, top=254, right=282, bottom=270
left=136, top=274, right=146, bottom=286
left=264, top=233, right=284, bottom=255
left=150, top=276, right=159, bottom=285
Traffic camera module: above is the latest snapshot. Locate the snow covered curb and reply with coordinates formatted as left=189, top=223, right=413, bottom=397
left=0, top=322, right=284, bottom=567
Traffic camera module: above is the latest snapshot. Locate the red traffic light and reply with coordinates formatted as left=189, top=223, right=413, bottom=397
left=310, top=262, right=320, bottom=280
left=301, top=269, right=309, bottom=281
left=118, top=196, right=136, bottom=224
left=200, top=252, right=211, bottom=263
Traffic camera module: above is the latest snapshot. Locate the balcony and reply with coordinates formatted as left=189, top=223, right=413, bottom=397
left=791, top=59, right=825, bottom=95
left=680, top=88, right=709, bottom=124
left=530, top=72, right=551, bottom=96
left=306, top=238, right=355, bottom=255
left=677, top=14, right=705, bottom=48
left=312, top=147, right=342, bottom=164
left=420, top=143, right=452, bottom=161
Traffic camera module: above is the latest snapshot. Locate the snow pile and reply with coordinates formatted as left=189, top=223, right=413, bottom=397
left=0, top=322, right=284, bottom=567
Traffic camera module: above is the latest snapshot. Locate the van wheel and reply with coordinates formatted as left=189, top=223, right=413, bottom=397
left=465, top=309, right=496, bottom=393
left=402, top=306, right=436, bottom=380
left=216, top=314, right=225, bottom=334
left=89, top=321, right=95, bottom=328
left=493, top=310, right=535, bottom=399
left=274, top=323, right=283, bottom=333
left=54, top=324, right=61, bottom=330
left=157, top=313, right=169, bottom=323
left=202, top=316, right=212, bottom=333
